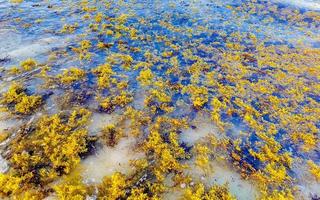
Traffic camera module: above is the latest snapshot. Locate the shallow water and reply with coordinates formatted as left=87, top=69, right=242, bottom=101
left=0, top=0, right=319, bottom=199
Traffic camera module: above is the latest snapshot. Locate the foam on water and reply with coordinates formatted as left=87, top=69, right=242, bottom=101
left=0, top=112, right=21, bottom=133
left=180, top=112, right=219, bottom=145
left=81, top=137, right=145, bottom=184
left=88, top=112, right=120, bottom=136
left=0, top=155, right=8, bottom=173
left=272, top=0, right=320, bottom=10
left=292, top=161, right=320, bottom=199
left=0, top=113, right=18, bottom=174
left=184, top=159, right=259, bottom=200
left=180, top=113, right=259, bottom=199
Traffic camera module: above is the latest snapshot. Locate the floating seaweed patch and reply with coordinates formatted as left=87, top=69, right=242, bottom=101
left=0, top=83, right=43, bottom=115
left=0, top=0, right=319, bottom=199
left=0, top=108, right=94, bottom=198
